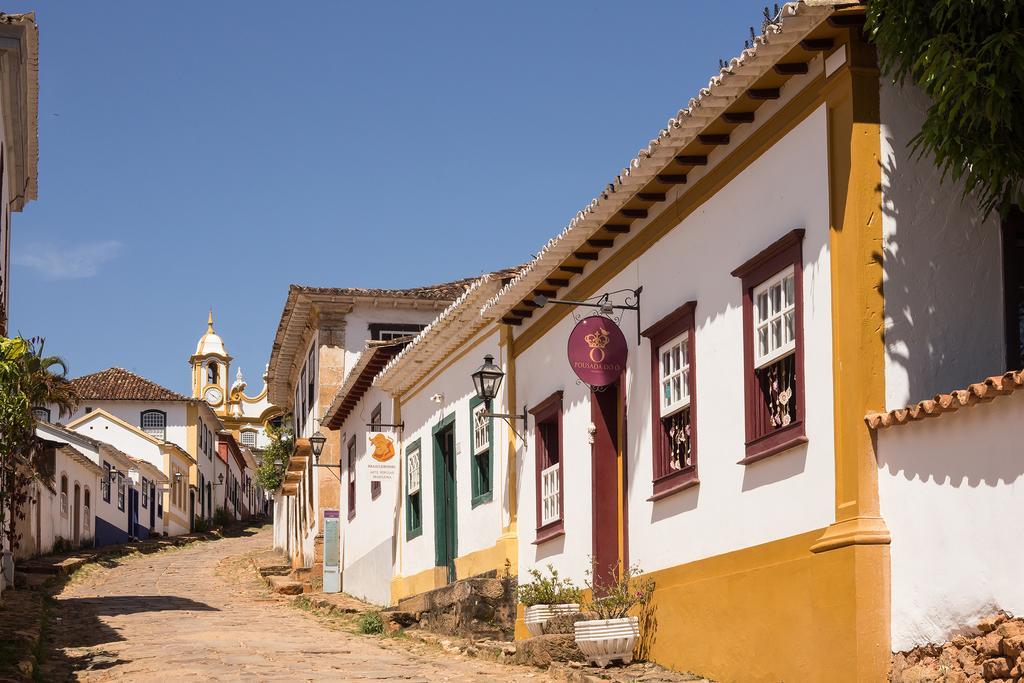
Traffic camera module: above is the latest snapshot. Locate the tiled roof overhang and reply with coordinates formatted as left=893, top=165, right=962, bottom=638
left=0, top=13, right=38, bottom=211
left=323, top=340, right=407, bottom=429
left=266, top=284, right=469, bottom=407
left=866, top=370, right=1024, bottom=430
left=478, top=1, right=843, bottom=325
left=375, top=274, right=506, bottom=397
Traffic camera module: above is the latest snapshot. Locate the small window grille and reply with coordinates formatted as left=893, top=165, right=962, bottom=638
left=241, top=431, right=257, bottom=447
left=32, top=407, right=51, bottom=423
left=141, top=410, right=167, bottom=441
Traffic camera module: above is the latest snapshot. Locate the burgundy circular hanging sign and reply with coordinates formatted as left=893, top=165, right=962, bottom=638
left=567, top=316, right=628, bottom=387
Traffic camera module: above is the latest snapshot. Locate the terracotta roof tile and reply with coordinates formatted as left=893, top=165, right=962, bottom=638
left=865, top=370, right=1024, bottom=430
left=69, top=367, right=190, bottom=402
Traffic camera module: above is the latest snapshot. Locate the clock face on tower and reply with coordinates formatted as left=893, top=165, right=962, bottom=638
left=204, top=386, right=223, bottom=406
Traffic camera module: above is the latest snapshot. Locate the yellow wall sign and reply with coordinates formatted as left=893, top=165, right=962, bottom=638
left=368, top=432, right=398, bottom=481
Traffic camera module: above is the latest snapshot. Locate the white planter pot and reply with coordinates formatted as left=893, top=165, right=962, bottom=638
left=524, top=603, right=580, bottom=637
left=574, top=616, right=639, bottom=667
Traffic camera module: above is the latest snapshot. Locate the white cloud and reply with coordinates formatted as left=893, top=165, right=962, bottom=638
left=14, top=240, right=124, bottom=280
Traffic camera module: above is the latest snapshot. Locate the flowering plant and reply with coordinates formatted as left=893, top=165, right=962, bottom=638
left=583, top=561, right=655, bottom=621
left=518, top=564, right=582, bottom=607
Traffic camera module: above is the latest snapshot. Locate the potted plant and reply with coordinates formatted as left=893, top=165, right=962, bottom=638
left=574, top=562, right=655, bottom=667
left=518, top=564, right=582, bottom=636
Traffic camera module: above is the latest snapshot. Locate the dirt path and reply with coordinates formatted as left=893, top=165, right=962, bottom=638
left=40, top=525, right=550, bottom=682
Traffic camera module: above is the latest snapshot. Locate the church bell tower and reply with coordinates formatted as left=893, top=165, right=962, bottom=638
left=190, top=310, right=232, bottom=412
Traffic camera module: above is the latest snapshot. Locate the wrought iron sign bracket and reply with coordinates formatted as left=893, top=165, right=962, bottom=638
left=365, top=422, right=404, bottom=431
left=311, top=461, right=343, bottom=482
left=534, top=286, right=643, bottom=346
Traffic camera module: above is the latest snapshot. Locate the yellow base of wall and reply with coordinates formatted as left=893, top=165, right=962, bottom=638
left=454, top=535, right=517, bottom=581
left=514, top=529, right=890, bottom=683
left=392, top=536, right=519, bottom=605
left=391, top=566, right=448, bottom=604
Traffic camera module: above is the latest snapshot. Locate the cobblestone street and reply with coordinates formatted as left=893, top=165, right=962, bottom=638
left=41, top=525, right=551, bottom=681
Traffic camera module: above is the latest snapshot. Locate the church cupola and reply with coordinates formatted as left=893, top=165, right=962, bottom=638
left=190, top=310, right=232, bottom=406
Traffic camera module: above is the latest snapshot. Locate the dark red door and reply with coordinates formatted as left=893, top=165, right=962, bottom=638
left=591, top=380, right=622, bottom=592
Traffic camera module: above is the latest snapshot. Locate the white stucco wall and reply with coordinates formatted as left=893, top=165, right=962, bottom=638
left=342, top=306, right=443, bottom=367
left=20, top=450, right=100, bottom=558
left=35, top=428, right=131, bottom=546
left=64, top=401, right=190, bottom=452
left=273, top=494, right=292, bottom=554
left=395, top=328, right=507, bottom=582
left=878, top=392, right=1024, bottom=651
left=71, top=413, right=165, bottom=474
left=337, top=385, right=399, bottom=606
left=880, top=79, right=1006, bottom=410
left=515, top=104, right=836, bottom=583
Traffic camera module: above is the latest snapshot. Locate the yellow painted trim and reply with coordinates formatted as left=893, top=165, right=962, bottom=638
left=812, top=30, right=890, bottom=554
left=453, top=536, right=517, bottom=580
left=398, top=325, right=498, bottom=405
left=500, top=324, right=518, bottom=534
left=390, top=566, right=447, bottom=604
left=616, top=527, right=889, bottom=683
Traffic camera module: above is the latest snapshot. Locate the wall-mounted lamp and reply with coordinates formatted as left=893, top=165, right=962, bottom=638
left=310, top=428, right=341, bottom=478
left=471, top=355, right=527, bottom=431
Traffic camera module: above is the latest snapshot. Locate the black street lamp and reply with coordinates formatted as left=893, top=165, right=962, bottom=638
left=471, top=355, right=505, bottom=407
left=470, top=355, right=527, bottom=429
left=309, top=430, right=327, bottom=461
left=309, top=427, right=341, bottom=478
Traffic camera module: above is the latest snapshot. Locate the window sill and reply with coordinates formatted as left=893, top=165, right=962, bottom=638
left=740, top=422, right=807, bottom=464
left=648, top=469, right=699, bottom=501
left=471, top=491, right=493, bottom=509
left=533, top=520, right=565, bottom=545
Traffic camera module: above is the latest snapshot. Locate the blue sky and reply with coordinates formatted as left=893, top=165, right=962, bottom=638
left=8, top=1, right=771, bottom=394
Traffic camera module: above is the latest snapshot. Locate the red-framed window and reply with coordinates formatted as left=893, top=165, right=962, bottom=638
left=641, top=301, right=699, bottom=499
left=529, top=391, right=564, bottom=545
left=732, top=229, right=807, bottom=463
left=347, top=435, right=357, bottom=520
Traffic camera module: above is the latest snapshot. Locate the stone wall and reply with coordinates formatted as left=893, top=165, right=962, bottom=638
left=890, top=613, right=1024, bottom=682
left=391, top=572, right=517, bottom=641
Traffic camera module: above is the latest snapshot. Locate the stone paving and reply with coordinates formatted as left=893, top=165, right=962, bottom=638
left=41, top=525, right=553, bottom=681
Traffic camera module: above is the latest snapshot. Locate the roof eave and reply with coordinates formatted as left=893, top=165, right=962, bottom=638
left=478, top=1, right=838, bottom=323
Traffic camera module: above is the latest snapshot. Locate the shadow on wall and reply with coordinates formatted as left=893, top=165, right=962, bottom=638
left=878, top=82, right=1005, bottom=410
left=741, top=444, right=807, bottom=492
left=877, top=397, right=1024, bottom=488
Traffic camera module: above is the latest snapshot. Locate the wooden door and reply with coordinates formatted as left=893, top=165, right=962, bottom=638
left=433, top=419, right=458, bottom=584
left=591, top=380, right=624, bottom=591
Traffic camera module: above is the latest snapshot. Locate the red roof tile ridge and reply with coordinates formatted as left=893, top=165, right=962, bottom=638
left=69, top=366, right=190, bottom=402
left=866, top=369, right=1024, bottom=430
